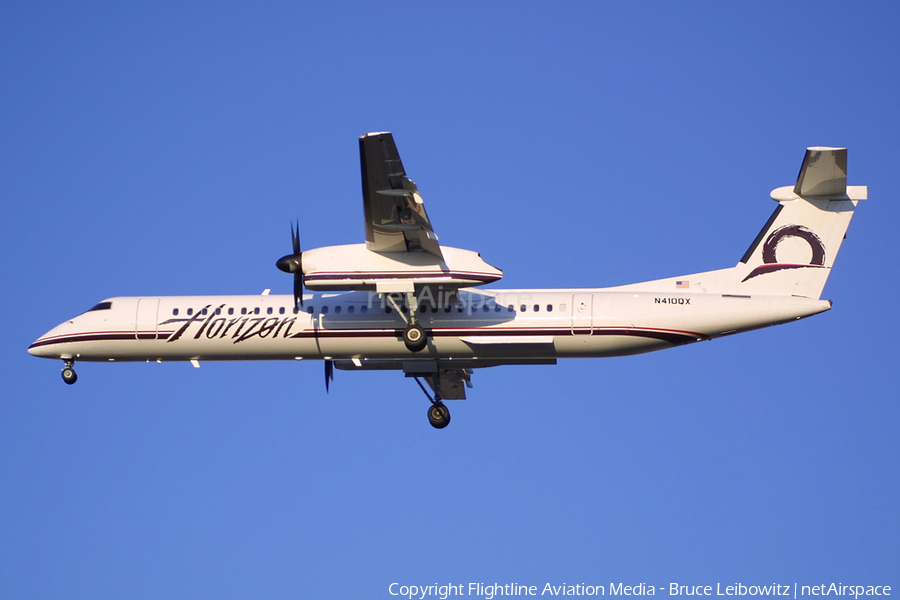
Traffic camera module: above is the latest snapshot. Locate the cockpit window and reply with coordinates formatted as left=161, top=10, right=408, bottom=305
left=87, top=301, right=112, bottom=312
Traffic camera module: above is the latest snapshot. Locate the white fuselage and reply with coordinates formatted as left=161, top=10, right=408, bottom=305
left=28, top=288, right=831, bottom=364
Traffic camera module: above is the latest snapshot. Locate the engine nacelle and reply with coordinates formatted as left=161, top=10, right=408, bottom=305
left=301, top=243, right=502, bottom=291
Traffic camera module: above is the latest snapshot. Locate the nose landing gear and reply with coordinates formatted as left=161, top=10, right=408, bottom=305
left=61, top=360, right=77, bottom=385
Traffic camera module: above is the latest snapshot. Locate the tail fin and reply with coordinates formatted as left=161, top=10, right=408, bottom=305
left=732, top=147, right=867, bottom=299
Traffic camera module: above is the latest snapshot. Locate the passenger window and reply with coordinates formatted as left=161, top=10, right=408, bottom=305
left=347, top=306, right=355, bottom=314
left=322, top=306, right=329, bottom=314
left=267, top=307, right=273, bottom=315
left=520, top=305, right=526, bottom=312
left=385, top=306, right=391, bottom=313
left=495, top=305, right=502, bottom=312
left=533, top=304, right=539, bottom=312
left=188, top=308, right=193, bottom=316
left=508, top=305, right=514, bottom=312
left=335, top=306, right=342, bottom=314
left=482, top=305, right=489, bottom=313
left=253, top=307, right=260, bottom=315
left=547, top=304, right=553, bottom=312
left=201, top=308, right=208, bottom=315
left=279, top=307, right=285, bottom=314
left=307, top=307, right=314, bottom=314
left=173, top=308, right=179, bottom=316
left=215, top=308, right=221, bottom=315
left=560, top=303, right=567, bottom=312
left=228, top=308, right=234, bottom=315
left=360, top=306, right=367, bottom=314
left=241, top=308, right=247, bottom=315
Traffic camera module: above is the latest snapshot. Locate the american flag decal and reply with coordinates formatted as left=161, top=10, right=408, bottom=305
left=676, top=280, right=690, bottom=288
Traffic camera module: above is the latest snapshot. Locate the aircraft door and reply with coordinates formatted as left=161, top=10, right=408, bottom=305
left=135, top=298, right=159, bottom=340
left=571, top=293, right=593, bottom=335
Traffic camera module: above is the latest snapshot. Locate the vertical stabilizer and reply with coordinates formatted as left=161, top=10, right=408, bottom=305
left=731, top=148, right=866, bottom=299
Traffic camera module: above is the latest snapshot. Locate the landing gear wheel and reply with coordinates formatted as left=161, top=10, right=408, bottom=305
left=61, top=366, right=77, bottom=385
left=427, top=402, right=451, bottom=429
left=403, top=323, right=428, bottom=352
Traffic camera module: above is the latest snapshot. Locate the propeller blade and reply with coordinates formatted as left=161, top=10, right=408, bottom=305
left=325, top=360, right=334, bottom=393
left=277, top=220, right=305, bottom=309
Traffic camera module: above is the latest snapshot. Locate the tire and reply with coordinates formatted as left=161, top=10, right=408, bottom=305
left=427, top=403, right=451, bottom=429
left=403, top=324, right=428, bottom=352
left=61, top=367, right=77, bottom=385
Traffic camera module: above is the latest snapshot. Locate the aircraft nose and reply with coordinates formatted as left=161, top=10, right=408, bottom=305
left=28, top=336, right=52, bottom=357
left=28, top=324, right=66, bottom=359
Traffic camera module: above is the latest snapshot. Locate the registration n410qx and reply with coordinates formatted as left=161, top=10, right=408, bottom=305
left=29, top=134, right=867, bottom=428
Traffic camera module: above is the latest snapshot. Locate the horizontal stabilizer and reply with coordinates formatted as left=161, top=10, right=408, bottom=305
left=794, top=147, right=847, bottom=197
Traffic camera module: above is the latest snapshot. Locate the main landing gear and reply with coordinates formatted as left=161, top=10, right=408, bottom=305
left=415, top=377, right=451, bottom=429
left=403, top=323, right=427, bottom=352
left=387, top=292, right=429, bottom=352
left=61, top=360, right=77, bottom=385
left=427, top=402, right=451, bottom=429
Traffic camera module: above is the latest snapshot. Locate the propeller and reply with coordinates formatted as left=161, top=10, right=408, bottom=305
left=325, top=360, right=334, bottom=393
left=276, top=221, right=304, bottom=308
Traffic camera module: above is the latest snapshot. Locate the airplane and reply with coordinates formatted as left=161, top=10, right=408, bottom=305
left=28, top=133, right=867, bottom=428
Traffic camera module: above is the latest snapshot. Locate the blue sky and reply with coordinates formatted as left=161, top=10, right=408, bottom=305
left=2, top=2, right=898, bottom=598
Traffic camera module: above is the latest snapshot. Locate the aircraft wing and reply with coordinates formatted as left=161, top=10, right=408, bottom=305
left=359, top=132, right=443, bottom=258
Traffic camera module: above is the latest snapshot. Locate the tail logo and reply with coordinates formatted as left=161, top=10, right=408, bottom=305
left=742, top=224, right=827, bottom=282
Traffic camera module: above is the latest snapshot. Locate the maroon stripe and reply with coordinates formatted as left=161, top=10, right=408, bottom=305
left=29, top=332, right=175, bottom=348
left=31, top=327, right=706, bottom=348
left=30, top=333, right=133, bottom=348
left=289, top=327, right=705, bottom=344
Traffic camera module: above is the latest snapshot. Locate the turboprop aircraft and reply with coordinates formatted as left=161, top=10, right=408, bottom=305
left=29, top=133, right=867, bottom=428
